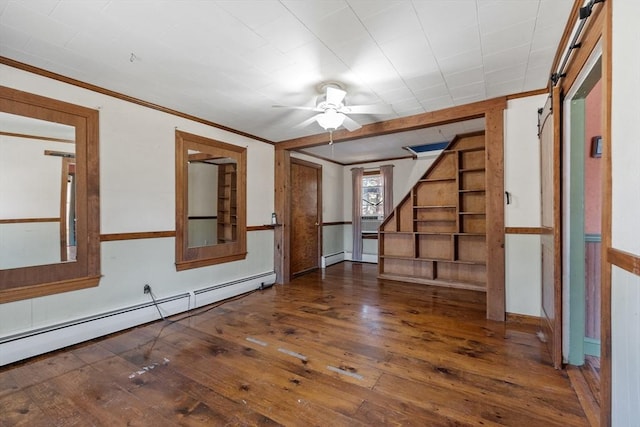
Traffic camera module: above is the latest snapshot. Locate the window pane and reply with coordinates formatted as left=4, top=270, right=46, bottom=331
left=361, top=175, right=383, bottom=218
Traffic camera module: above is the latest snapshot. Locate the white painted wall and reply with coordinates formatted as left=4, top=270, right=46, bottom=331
left=504, top=95, right=546, bottom=316
left=611, top=1, right=640, bottom=423
left=0, top=65, right=275, bottom=346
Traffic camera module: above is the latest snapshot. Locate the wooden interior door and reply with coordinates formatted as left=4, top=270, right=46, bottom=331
left=290, top=158, right=322, bottom=276
left=539, top=87, right=563, bottom=369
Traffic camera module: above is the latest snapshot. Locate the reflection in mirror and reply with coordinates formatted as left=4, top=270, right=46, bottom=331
left=187, top=152, right=237, bottom=248
left=0, top=86, right=100, bottom=303
left=175, top=130, right=246, bottom=271
left=0, top=112, right=77, bottom=269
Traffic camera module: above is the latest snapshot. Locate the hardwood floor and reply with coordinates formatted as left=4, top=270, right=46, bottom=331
left=0, top=262, right=588, bottom=426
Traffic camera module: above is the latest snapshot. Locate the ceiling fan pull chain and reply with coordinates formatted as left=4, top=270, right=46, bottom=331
left=331, top=135, right=335, bottom=158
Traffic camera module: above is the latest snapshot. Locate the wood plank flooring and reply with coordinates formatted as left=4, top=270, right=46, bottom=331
left=0, top=262, right=588, bottom=426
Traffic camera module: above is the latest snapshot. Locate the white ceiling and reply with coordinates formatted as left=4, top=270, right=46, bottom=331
left=0, top=0, right=573, bottom=164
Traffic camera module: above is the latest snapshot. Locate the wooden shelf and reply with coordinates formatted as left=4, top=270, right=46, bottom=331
left=380, top=254, right=486, bottom=266
left=416, top=231, right=457, bottom=235
left=378, top=273, right=487, bottom=292
left=378, top=132, right=488, bottom=291
left=418, top=177, right=455, bottom=183
left=414, top=205, right=456, bottom=209
left=217, top=163, right=237, bottom=244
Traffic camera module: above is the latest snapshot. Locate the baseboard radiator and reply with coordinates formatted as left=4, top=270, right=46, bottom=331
left=0, top=272, right=276, bottom=366
left=322, top=251, right=345, bottom=268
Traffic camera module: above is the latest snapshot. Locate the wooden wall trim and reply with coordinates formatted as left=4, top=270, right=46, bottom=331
left=100, top=231, right=175, bottom=241
left=274, top=149, right=291, bottom=284
left=0, top=131, right=74, bottom=144
left=276, top=96, right=507, bottom=151
left=293, top=150, right=414, bottom=166
left=0, top=217, right=60, bottom=224
left=100, top=226, right=276, bottom=242
left=506, top=88, right=548, bottom=100
left=600, top=2, right=613, bottom=425
left=0, top=56, right=273, bottom=145
left=341, top=155, right=413, bottom=166
left=505, top=227, right=544, bottom=235
left=323, top=221, right=350, bottom=226
left=247, top=225, right=274, bottom=231
left=607, top=248, right=640, bottom=277
left=506, top=312, right=541, bottom=327
left=0, top=275, right=101, bottom=304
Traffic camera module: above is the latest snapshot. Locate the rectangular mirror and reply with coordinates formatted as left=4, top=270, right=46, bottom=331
left=187, top=152, right=237, bottom=248
left=0, top=112, right=77, bottom=269
left=0, top=86, right=100, bottom=303
left=175, top=130, right=246, bottom=270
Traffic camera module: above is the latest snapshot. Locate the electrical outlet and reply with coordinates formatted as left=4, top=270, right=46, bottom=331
left=143, top=284, right=151, bottom=294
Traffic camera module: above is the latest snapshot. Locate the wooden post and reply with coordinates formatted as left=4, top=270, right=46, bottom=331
left=274, top=148, right=291, bottom=284
left=485, top=108, right=505, bottom=321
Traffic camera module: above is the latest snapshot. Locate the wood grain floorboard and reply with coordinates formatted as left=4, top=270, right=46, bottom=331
left=0, top=262, right=588, bottom=426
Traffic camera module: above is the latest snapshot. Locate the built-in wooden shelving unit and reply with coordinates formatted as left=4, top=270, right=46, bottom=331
left=217, top=163, right=237, bottom=243
left=378, top=132, right=488, bottom=292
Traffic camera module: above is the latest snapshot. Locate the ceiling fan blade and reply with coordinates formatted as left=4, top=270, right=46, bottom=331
left=326, top=86, right=346, bottom=106
left=272, top=104, right=321, bottom=112
left=295, top=114, right=323, bottom=129
left=341, top=104, right=394, bottom=115
left=342, top=115, right=362, bottom=132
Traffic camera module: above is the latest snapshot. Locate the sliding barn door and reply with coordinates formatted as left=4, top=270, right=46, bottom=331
left=539, top=87, right=563, bottom=369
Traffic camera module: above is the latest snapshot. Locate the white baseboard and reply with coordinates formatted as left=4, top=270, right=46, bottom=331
left=344, top=252, right=378, bottom=263
left=0, top=272, right=276, bottom=366
left=322, top=251, right=345, bottom=268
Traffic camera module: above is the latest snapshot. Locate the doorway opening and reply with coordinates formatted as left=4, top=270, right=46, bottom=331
left=563, top=44, right=602, bottom=406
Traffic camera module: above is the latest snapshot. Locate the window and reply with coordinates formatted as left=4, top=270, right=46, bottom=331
left=361, top=172, right=383, bottom=233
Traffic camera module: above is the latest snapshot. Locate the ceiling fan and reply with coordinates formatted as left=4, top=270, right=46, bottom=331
left=274, top=82, right=393, bottom=134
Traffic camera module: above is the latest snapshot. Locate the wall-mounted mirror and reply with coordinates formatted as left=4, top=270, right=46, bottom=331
left=187, top=152, right=237, bottom=248
left=0, top=112, right=77, bottom=269
left=175, top=131, right=246, bottom=270
left=0, top=86, right=100, bottom=303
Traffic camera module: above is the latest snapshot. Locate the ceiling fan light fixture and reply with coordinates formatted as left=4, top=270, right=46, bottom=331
left=316, top=108, right=345, bottom=130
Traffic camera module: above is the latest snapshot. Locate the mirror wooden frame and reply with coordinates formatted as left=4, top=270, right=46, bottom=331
left=0, top=86, right=100, bottom=303
left=175, top=130, right=246, bottom=271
